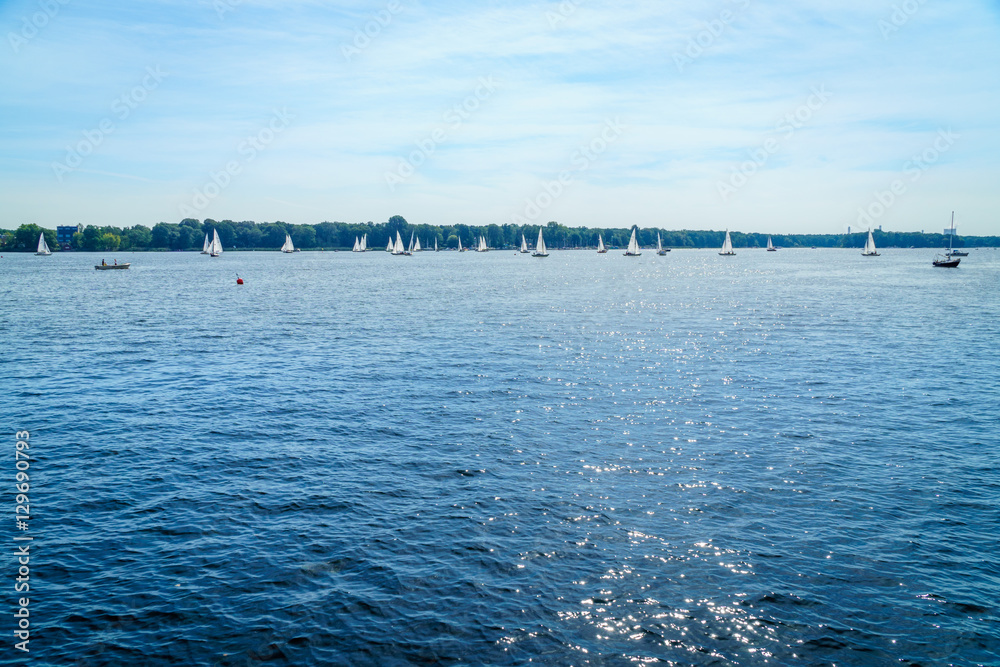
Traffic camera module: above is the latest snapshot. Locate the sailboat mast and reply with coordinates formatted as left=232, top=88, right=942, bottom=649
left=949, top=211, right=955, bottom=253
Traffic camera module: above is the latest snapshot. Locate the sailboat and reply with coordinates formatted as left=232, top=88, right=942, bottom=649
left=35, top=232, right=51, bottom=256
left=767, top=236, right=776, bottom=251
left=280, top=233, right=295, bottom=253
left=477, top=236, right=488, bottom=252
left=520, top=234, right=529, bottom=253
left=352, top=237, right=361, bottom=252
left=458, top=237, right=464, bottom=252
left=386, top=238, right=393, bottom=252
left=407, top=231, right=416, bottom=255
left=361, top=234, right=367, bottom=251
left=532, top=228, right=549, bottom=257
left=208, top=229, right=223, bottom=257
left=597, top=235, right=607, bottom=253
left=861, top=229, right=879, bottom=256
left=624, top=228, right=641, bottom=256
left=435, top=238, right=439, bottom=252
left=656, top=232, right=668, bottom=255
left=719, top=230, right=735, bottom=256
left=414, top=236, right=421, bottom=252
left=201, top=232, right=211, bottom=254
left=933, top=212, right=961, bottom=267
left=392, top=232, right=407, bottom=256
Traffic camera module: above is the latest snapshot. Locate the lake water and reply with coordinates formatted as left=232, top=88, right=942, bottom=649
left=3, top=247, right=999, bottom=665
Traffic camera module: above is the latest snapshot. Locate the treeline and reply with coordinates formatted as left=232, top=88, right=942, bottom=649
left=2, top=217, right=996, bottom=251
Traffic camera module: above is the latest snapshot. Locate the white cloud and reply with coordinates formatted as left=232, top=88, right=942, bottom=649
left=1, top=0, right=998, bottom=234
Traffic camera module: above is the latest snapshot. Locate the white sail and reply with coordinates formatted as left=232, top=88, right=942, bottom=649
left=352, top=237, right=360, bottom=252
left=597, top=235, right=606, bottom=253
left=281, top=233, right=295, bottom=253
left=521, top=234, right=529, bottom=253
left=624, top=228, right=640, bottom=256
left=209, top=229, right=223, bottom=256
left=720, top=230, right=734, bottom=255
left=478, top=236, right=488, bottom=252
left=862, top=229, right=878, bottom=256
left=458, top=237, right=463, bottom=251
left=435, top=238, right=438, bottom=251
left=201, top=232, right=210, bottom=254
left=361, top=234, right=367, bottom=251
left=387, top=238, right=393, bottom=252
left=767, top=236, right=774, bottom=250
left=657, top=231, right=670, bottom=254
left=36, top=232, right=51, bottom=255
left=533, top=228, right=548, bottom=256
left=393, top=231, right=405, bottom=254
left=414, top=236, right=421, bottom=252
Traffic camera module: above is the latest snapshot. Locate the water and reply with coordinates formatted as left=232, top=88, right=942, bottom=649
left=2, top=248, right=998, bottom=666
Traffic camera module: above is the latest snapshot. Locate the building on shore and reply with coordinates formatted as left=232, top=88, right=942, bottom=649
left=57, top=224, right=82, bottom=248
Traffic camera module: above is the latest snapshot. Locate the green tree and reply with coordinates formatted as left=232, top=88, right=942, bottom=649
left=94, top=232, right=121, bottom=251
left=123, top=225, right=152, bottom=249
left=213, top=220, right=236, bottom=248
left=261, top=223, right=288, bottom=248
left=151, top=222, right=179, bottom=249
left=13, top=224, right=57, bottom=251
left=175, top=225, right=198, bottom=250
left=291, top=224, right=316, bottom=249
left=82, top=225, right=103, bottom=251
left=235, top=223, right=263, bottom=248
left=314, top=222, right=339, bottom=247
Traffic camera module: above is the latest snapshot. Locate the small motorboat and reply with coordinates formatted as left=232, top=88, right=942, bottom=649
left=948, top=250, right=968, bottom=256
left=95, top=262, right=130, bottom=270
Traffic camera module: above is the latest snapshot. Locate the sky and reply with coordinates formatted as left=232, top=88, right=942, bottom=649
left=2, top=0, right=999, bottom=235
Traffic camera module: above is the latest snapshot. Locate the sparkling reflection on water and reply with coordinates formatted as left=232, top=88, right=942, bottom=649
left=2, top=248, right=998, bottom=665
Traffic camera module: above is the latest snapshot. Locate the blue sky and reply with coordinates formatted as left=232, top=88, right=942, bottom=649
left=2, top=0, right=998, bottom=234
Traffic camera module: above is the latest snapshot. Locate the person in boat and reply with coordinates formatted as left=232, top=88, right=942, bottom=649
left=102, top=259, right=106, bottom=266
left=114, top=259, right=117, bottom=265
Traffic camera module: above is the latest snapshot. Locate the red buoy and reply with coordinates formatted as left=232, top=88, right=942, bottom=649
left=236, top=277, right=244, bottom=285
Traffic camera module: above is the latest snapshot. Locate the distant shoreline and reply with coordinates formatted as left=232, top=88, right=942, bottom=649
left=3, top=216, right=996, bottom=253
left=5, top=246, right=997, bottom=254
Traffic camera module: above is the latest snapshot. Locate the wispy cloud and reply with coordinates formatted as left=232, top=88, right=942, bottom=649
left=1, top=0, right=998, bottom=233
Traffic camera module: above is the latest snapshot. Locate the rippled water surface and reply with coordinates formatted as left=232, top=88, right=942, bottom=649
left=3, top=248, right=999, bottom=666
